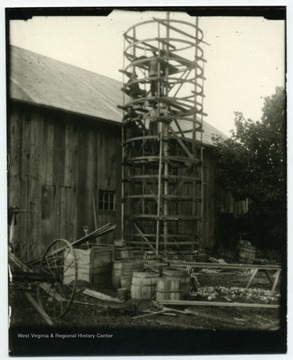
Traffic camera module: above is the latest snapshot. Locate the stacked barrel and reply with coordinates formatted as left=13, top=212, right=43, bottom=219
left=112, top=259, right=191, bottom=301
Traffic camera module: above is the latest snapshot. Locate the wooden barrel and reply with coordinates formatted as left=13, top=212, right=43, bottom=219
left=120, top=260, right=143, bottom=290
left=130, top=270, right=160, bottom=299
left=239, top=245, right=256, bottom=264
left=112, top=261, right=124, bottom=289
left=143, top=260, right=168, bottom=276
left=156, top=267, right=190, bottom=301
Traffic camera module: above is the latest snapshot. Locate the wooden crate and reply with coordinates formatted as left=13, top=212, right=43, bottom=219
left=64, top=245, right=113, bottom=287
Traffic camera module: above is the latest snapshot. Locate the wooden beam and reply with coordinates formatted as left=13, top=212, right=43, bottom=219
left=168, top=260, right=282, bottom=271
left=154, top=18, right=211, bottom=46
left=83, top=289, right=121, bottom=303
left=270, top=269, right=281, bottom=295
left=158, top=300, right=280, bottom=309
left=132, top=309, right=167, bottom=320
left=134, top=222, right=156, bottom=252
left=185, top=308, right=246, bottom=325
left=245, top=268, right=259, bottom=289
left=28, top=223, right=116, bottom=265
left=168, top=125, right=193, bottom=159
left=25, top=292, right=54, bottom=326
left=155, top=37, right=176, bottom=50
left=39, top=282, right=66, bottom=302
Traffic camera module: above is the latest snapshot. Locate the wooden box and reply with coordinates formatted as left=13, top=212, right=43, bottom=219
left=64, top=245, right=113, bottom=287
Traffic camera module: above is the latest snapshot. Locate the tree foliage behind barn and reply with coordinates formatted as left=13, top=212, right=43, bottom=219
left=213, top=87, right=286, bottom=252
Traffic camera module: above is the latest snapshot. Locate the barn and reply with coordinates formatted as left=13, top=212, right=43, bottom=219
left=8, top=45, right=244, bottom=261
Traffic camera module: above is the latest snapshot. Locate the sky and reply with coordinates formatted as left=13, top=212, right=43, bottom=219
left=8, top=9, right=285, bottom=135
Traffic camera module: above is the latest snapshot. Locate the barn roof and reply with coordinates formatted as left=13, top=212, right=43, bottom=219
left=9, top=45, right=226, bottom=145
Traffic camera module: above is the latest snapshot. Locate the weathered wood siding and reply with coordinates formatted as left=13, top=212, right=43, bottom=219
left=202, top=148, right=248, bottom=250
left=8, top=101, right=245, bottom=258
left=8, top=102, right=122, bottom=261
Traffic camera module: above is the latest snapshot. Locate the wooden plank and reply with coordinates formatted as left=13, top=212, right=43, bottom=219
left=9, top=252, right=33, bottom=273
left=8, top=109, right=22, bottom=207
left=54, top=225, right=114, bottom=253
left=185, top=308, right=245, bottom=325
left=134, top=222, right=155, bottom=251
left=29, top=111, right=40, bottom=179
left=96, top=130, right=121, bottom=242
left=20, top=111, right=31, bottom=181
left=264, top=270, right=274, bottom=286
left=158, top=300, right=280, bottom=309
left=47, top=117, right=64, bottom=239
left=25, top=292, right=54, bottom=326
left=19, top=178, right=29, bottom=260
left=63, top=122, right=72, bottom=187
left=53, top=119, right=65, bottom=187
left=64, top=122, right=76, bottom=187
left=270, top=269, right=281, bottom=295
left=64, top=121, right=79, bottom=239
left=32, top=112, right=43, bottom=254
left=153, top=17, right=210, bottom=46
left=8, top=110, right=23, bottom=245
left=39, top=110, right=47, bottom=183
left=39, top=282, right=66, bottom=302
left=41, top=185, right=56, bottom=248
left=76, top=127, right=87, bottom=238
left=17, top=112, right=31, bottom=257
left=132, top=310, right=168, bottom=319
left=155, top=37, right=176, bottom=50
left=27, top=112, right=40, bottom=253
left=45, top=119, right=54, bottom=186
left=59, top=186, right=69, bottom=239
left=144, top=319, right=203, bottom=329
left=27, top=178, right=41, bottom=261
left=83, top=288, right=121, bottom=303
left=114, top=136, right=122, bottom=239
left=245, top=268, right=259, bottom=289
left=168, top=261, right=282, bottom=271
left=86, top=128, right=97, bottom=231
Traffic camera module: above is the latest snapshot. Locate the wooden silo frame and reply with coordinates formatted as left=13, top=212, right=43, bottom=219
left=121, top=14, right=206, bottom=255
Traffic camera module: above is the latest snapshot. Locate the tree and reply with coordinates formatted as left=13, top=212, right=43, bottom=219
left=213, top=87, right=286, bottom=251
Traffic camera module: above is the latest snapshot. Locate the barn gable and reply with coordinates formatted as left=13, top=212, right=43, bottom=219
left=8, top=45, right=236, bottom=259
left=9, top=45, right=226, bottom=145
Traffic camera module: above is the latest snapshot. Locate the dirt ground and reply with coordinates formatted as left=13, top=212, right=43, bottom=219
left=9, top=264, right=287, bottom=356
left=9, top=268, right=282, bottom=331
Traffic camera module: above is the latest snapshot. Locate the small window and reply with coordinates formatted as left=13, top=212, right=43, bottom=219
left=99, top=190, right=116, bottom=211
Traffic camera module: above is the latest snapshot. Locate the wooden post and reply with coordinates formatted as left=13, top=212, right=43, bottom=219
left=270, top=269, right=281, bottom=295
left=156, top=131, right=163, bottom=254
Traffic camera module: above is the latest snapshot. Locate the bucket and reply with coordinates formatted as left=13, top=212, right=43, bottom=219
left=115, top=247, right=134, bottom=260
left=120, top=260, right=143, bottom=290
left=130, top=270, right=160, bottom=299
left=117, top=288, right=128, bottom=301
left=156, top=267, right=190, bottom=301
left=239, top=245, right=256, bottom=264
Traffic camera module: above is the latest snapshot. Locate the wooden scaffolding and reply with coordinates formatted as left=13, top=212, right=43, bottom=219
left=120, top=15, right=206, bottom=255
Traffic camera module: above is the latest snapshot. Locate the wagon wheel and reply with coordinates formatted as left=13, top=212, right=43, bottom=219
left=36, top=238, right=77, bottom=320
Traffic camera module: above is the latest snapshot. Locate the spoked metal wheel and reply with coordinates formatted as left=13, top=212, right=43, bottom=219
left=36, top=238, right=77, bottom=320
